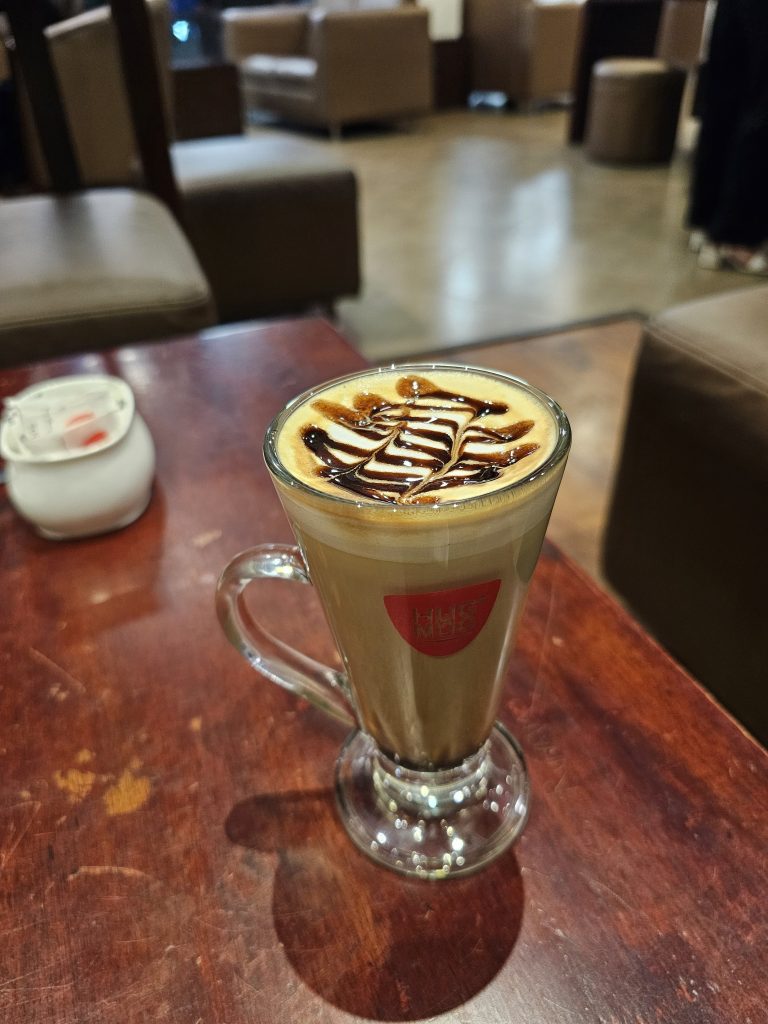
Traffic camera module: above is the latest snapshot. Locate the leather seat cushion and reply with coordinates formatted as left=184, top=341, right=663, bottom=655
left=637, top=285, right=768, bottom=472
left=649, top=286, right=768, bottom=396
left=0, top=189, right=214, bottom=367
left=173, top=132, right=353, bottom=192
left=241, top=54, right=317, bottom=89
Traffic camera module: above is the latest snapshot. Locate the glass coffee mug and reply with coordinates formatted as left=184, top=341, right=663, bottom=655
left=217, top=364, right=570, bottom=878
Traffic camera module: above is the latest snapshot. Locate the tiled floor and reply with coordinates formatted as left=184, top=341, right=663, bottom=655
left=292, top=109, right=762, bottom=361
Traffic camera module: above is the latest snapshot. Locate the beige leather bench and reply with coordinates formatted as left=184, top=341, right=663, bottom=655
left=603, top=285, right=768, bottom=745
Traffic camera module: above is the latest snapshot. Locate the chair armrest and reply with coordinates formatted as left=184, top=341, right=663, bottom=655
left=221, top=7, right=307, bottom=62
left=306, top=7, right=432, bottom=124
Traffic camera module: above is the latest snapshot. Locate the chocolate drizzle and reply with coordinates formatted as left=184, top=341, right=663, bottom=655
left=300, top=373, right=541, bottom=504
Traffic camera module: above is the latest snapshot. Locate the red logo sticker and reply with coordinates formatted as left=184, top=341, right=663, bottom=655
left=384, top=579, right=501, bottom=657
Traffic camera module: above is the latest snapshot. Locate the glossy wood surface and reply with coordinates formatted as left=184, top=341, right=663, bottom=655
left=1, top=320, right=766, bottom=1024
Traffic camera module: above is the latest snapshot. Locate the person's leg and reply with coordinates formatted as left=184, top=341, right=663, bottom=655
left=687, top=0, right=746, bottom=233
left=707, top=111, right=768, bottom=247
left=707, top=0, right=768, bottom=246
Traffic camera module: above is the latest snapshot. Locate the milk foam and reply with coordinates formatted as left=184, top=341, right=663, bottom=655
left=276, top=366, right=560, bottom=506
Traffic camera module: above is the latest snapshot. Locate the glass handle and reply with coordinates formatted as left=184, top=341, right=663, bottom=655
left=216, top=544, right=357, bottom=728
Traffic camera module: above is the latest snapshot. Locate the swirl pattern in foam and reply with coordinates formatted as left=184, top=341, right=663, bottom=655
left=276, top=366, right=559, bottom=505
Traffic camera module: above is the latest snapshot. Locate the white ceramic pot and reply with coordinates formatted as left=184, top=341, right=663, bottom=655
left=1, top=374, right=155, bottom=540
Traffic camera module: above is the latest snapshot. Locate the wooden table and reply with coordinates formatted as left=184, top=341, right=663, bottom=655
left=1, top=320, right=766, bottom=1023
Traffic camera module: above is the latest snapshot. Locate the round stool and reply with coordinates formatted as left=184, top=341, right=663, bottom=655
left=585, top=58, right=686, bottom=164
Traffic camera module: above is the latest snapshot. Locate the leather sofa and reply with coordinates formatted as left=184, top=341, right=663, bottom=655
left=603, top=285, right=768, bottom=746
left=15, top=1, right=360, bottom=323
left=222, top=4, right=433, bottom=134
left=464, top=0, right=584, bottom=108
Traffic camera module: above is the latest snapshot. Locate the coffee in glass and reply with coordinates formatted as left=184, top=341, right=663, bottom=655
left=217, top=363, right=570, bottom=878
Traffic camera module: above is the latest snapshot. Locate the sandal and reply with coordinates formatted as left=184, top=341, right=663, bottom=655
left=698, top=244, right=768, bottom=276
left=688, top=228, right=708, bottom=254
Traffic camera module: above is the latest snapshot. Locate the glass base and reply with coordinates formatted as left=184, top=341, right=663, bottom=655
left=335, top=723, right=530, bottom=879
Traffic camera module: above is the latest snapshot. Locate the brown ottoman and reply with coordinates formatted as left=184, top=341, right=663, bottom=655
left=171, top=133, right=360, bottom=322
left=603, top=286, right=768, bottom=745
left=585, top=58, right=686, bottom=163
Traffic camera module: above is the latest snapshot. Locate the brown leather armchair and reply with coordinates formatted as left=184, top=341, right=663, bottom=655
left=603, top=285, right=768, bottom=746
left=223, top=5, right=433, bottom=134
left=465, top=0, right=584, bottom=108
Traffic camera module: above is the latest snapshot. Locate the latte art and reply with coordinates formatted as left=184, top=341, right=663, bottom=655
left=279, top=370, right=557, bottom=507
left=298, top=374, right=540, bottom=504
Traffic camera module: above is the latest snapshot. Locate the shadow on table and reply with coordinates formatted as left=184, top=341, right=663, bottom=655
left=3, top=482, right=169, bottom=634
left=226, top=788, right=525, bottom=1021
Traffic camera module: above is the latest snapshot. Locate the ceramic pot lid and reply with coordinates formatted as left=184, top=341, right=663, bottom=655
left=0, top=374, right=135, bottom=464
